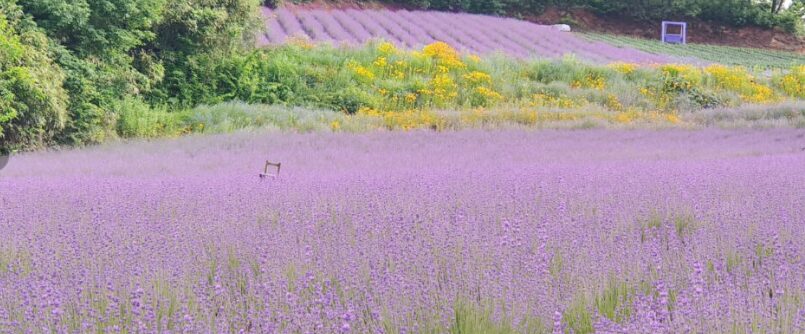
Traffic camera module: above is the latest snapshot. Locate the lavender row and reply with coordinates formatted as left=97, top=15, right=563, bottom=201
left=260, top=8, right=675, bottom=64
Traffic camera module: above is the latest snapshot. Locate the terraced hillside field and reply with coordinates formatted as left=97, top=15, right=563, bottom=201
left=260, top=8, right=673, bottom=64
left=583, top=33, right=805, bottom=69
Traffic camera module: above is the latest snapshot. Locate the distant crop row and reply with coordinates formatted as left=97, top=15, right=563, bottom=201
left=260, top=8, right=673, bottom=65
left=583, top=33, right=805, bottom=70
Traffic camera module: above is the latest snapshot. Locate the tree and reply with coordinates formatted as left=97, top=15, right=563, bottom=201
left=1, top=1, right=69, bottom=151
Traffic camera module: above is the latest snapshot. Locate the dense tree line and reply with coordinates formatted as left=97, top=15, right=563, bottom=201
left=0, top=0, right=261, bottom=152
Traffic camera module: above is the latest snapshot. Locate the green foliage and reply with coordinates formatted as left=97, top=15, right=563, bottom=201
left=2, top=0, right=261, bottom=151
left=115, top=97, right=184, bottom=138
left=17, top=0, right=165, bottom=57
left=0, top=2, right=68, bottom=151
left=53, top=45, right=158, bottom=146
left=153, top=50, right=303, bottom=108
left=153, top=0, right=261, bottom=57
left=595, top=279, right=633, bottom=323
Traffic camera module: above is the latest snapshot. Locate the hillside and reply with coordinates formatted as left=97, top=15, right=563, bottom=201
left=258, top=7, right=805, bottom=69
left=260, top=8, right=673, bottom=64
left=272, top=1, right=805, bottom=53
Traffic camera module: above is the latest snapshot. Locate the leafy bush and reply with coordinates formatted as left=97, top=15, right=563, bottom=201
left=0, top=3, right=68, bottom=152
left=2, top=0, right=261, bottom=151
left=115, top=97, right=184, bottom=138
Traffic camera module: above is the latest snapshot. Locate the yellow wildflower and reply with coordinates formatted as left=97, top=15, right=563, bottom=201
left=609, top=63, right=638, bottom=75
left=373, top=57, right=388, bottom=68
left=422, top=42, right=466, bottom=69
left=475, top=87, right=503, bottom=101
left=705, top=65, right=777, bottom=103
left=377, top=42, right=397, bottom=55
left=351, top=65, right=375, bottom=81
left=463, top=71, right=492, bottom=85
left=776, top=65, right=804, bottom=98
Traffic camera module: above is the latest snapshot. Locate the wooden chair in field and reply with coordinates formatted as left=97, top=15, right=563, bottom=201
left=259, top=160, right=281, bottom=179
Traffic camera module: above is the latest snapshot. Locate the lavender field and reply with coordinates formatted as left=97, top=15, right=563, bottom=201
left=260, top=8, right=673, bottom=64
left=2, top=129, right=805, bottom=333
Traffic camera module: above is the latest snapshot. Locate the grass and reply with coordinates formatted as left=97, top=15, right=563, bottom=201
left=111, top=99, right=805, bottom=143
left=449, top=301, right=548, bottom=334
left=562, top=296, right=594, bottom=334
left=582, top=33, right=805, bottom=70
left=595, top=279, right=634, bottom=324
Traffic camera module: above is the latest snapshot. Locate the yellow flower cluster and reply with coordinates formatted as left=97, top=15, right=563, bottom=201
left=347, top=60, right=375, bottom=81
left=463, top=71, right=492, bottom=85
left=609, top=63, right=638, bottom=75
left=570, top=74, right=607, bottom=90
left=776, top=65, right=804, bottom=98
left=665, top=113, right=681, bottom=124
left=529, top=93, right=584, bottom=109
left=360, top=107, right=443, bottom=131
left=422, top=41, right=466, bottom=69
left=614, top=111, right=635, bottom=124
left=429, top=74, right=458, bottom=104
left=605, top=94, right=623, bottom=111
left=705, top=65, right=776, bottom=103
left=571, top=73, right=606, bottom=90
left=660, top=64, right=702, bottom=85
left=346, top=42, right=499, bottom=111
left=330, top=120, right=341, bottom=131
left=377, top=42, right=397, bottom=55
left=404, top=93, right=417, bottom=104
left=474, top=87, right=503, bottom=104
left=373, top=56, right=388, bottom=68
left=333, top=42, right=801, bottom=130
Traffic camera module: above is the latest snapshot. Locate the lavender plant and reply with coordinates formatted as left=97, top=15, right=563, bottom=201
left=260, top=9, right=677, bottom=64
left=1, top=129, right=804, bottom=333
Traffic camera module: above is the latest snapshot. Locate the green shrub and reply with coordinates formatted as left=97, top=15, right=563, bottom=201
left=115, top=97, right=183, bottom=138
